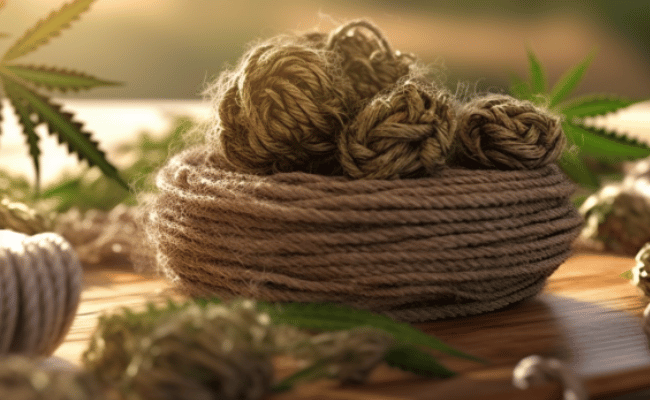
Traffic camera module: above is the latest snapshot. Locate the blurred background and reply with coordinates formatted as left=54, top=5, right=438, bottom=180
left=5, top=0, right=650, bottom=99
left=1, top=0, right=650, bottom=186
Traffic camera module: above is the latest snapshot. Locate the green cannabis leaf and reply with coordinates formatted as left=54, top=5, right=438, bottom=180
left=2, top=0, right=94, bottom=62
left=510, top=48, right=650, bottom=191
left=257, top=301, right=483, bottom=363
left=0, top=0, right=125, bottom=191
left=384, top=344, right=456, bottom=378
left=200, top=298, right=483, bottom=384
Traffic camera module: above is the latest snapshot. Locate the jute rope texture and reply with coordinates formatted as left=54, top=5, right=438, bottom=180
left=147, top=148, right=581, bottom=322
left=145, top=19, right=582, bottom=322
left=0, top=230, right=82, bottom=356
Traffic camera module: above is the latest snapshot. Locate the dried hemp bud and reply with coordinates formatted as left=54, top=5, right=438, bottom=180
left=84, top=300, right=278, bottom=400
left=289, top=326, right=395, bottom=384
left=83, top=299, right=405, bottom=399
left=579, top=156, right=650, bottom=256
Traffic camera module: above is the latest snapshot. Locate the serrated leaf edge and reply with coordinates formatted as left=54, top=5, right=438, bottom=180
left=5, top=64, right=121, bottom=92
left=570, top=122, right=650, bottom=150
left=557, top=94, right=639, bottom=118
left=527, top=47, right=546, bottom=94
left=0, top=70, right=127, bottom=189
left=2, top=0, right=95, bottom=62
left=2, top=77, right=42, bottom=187
left=549, top=49, right=597, bottom=107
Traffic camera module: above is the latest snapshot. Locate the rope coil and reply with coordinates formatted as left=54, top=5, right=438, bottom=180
left=0, top=230, right=82, bottom=356
left=146, top=148, right=582, bottom=322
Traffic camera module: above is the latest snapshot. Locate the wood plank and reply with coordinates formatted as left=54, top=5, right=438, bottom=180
left=52, top=253, right=650, bottom=399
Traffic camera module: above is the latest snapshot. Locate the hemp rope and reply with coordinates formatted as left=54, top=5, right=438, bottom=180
left=146, top=147, right=582, bottom=322
left=0, top=230, right=82, bottom=356
left=513, top=355, right=588, bottom=400
left=144, top=19, right=582, bottom=322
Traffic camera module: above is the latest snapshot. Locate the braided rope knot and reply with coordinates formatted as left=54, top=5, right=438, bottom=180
left=216, top=39, right=357, bottom=175
left=339, top=80, right=457, bottom=179
left=210, top=20, right=566, bottom=180
left=455, top=95, right=565, bottom=170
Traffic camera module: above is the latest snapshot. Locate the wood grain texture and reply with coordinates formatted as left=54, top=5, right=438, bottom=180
left=53, top=252, right=650, bottom=399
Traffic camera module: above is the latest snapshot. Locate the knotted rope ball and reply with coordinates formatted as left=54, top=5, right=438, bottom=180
left=454, top=95, right=565, bottom=169
left=145, top=20, right=581, bottom=322
left=339, top=79, right=457, bottom=179
left=212, top=19, right=418, bottom=176
left=213, top=36, right=357, bottom=175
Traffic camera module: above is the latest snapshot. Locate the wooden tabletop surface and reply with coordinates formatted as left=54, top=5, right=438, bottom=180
left=53, top=252, right=650, bottom=399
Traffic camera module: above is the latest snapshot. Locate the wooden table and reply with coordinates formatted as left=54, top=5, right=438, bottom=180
left=54, top=253, right=650, bottom=399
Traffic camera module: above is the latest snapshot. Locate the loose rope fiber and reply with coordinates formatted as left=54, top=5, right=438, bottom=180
left=0, top=230, right=82, bottom=356
left=146, top=148, right=582, bottom=322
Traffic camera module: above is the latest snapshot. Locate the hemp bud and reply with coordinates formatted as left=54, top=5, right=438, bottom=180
left=290, top=326, right=395, bottom=384
left=84, top=301, right=277, bottom=400
left=579, top=158, right=650, bottom=256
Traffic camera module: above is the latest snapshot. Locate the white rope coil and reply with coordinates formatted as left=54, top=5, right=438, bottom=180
left=513, top=355, right=587, bottom=400
left=0, top=230, right=82, bottom=357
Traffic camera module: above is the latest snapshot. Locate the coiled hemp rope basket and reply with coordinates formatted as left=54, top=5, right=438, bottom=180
left=145, top=20, right=583, bottom=322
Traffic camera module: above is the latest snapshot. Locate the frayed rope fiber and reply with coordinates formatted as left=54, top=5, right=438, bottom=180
left=145, top=20, right=583, bottom=322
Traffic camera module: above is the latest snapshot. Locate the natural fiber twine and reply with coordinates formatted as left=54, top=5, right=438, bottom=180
left=144, top=19, right=583, bottom=322
left=0, top=230, right=82, bottom=356
left=146, top=147, right=582, bottom=322
left=453, top=95, right=566, bottom=170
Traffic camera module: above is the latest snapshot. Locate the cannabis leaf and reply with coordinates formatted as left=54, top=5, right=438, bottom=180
left=204, top=297, right=484, bottom=387
left=273, top=344, right=456, bottom=393
left=384, top=344, right=456, bottom=378
left=2, top=0, right=94, bottom=62
left=0, top=0, right=125, bottom=190
left=258, top=301, right=483, bottom=362
left=510, top=48, right=650, bottom=191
